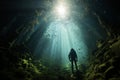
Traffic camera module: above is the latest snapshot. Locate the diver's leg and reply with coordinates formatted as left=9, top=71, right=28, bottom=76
left=75, top=61, right=78, bottom=71
left=71, top=61, right=74, bottom=73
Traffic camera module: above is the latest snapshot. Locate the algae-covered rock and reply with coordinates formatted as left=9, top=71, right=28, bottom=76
left=103, top=50, right=111, bottom=61
left=109, top=78, right=120, bottom=80
left=110, top=40, right=120, bottom=56
left=104, top=66, right=118, bottom=79
left=93, top=73, right=104, bottom=80
left=108, top=56, right=120, bottom=68
left=87, top=71, right=96, bottom=80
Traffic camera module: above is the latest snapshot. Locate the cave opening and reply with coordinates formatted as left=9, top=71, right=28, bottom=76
left=0, top=0, right=120, bottom=80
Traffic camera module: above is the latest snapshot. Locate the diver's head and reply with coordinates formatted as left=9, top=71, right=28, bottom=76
left=71, top=48, right=74, bottom=51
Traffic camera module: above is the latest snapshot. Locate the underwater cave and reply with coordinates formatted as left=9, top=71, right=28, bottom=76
left=0, top=0, right=120, bottom=80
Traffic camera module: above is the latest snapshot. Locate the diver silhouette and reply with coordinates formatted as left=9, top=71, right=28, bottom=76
left=68, top=48, right=78, bottom=73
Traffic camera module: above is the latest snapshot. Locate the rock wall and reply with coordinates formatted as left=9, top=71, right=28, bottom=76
left=85, top=36, right=120, bottom=80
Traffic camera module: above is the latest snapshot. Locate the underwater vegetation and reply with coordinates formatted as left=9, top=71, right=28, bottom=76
left=0, top=42, right=85, bottom=80
left=85, top=35, right=120, bottom=80
left=1, top=33, right=120, bottom=80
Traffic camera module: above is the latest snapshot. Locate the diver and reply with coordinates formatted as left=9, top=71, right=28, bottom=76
left=68, top=48, right=78, bottom=74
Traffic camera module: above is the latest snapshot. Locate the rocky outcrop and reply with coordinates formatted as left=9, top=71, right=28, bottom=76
left=85, top=36, right=120, bottom=80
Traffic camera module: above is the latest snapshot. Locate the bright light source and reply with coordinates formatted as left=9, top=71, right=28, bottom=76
left=57, top=5, right=66, bottom=16
left=55, top=4, right=67, bottom=18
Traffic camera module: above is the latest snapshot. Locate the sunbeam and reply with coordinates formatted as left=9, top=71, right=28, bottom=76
left=34, top=19, right=88, bottom=67
left=7, top=0, right=107, bottom=69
